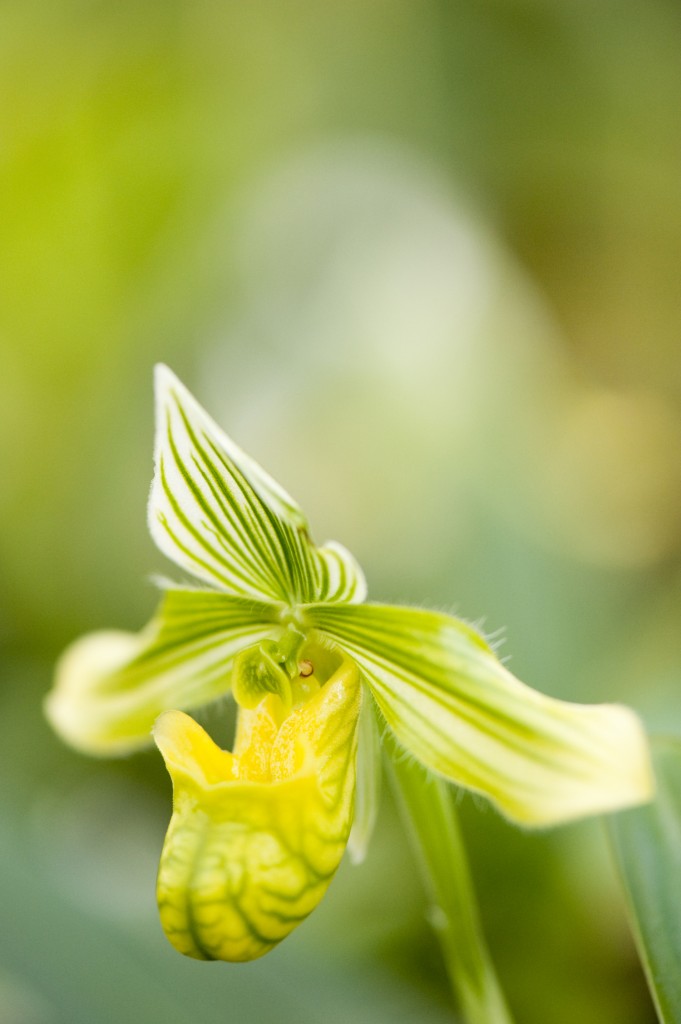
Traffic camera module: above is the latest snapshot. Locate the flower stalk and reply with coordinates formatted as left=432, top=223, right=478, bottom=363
left=388, top=739, right=514, bottom=1024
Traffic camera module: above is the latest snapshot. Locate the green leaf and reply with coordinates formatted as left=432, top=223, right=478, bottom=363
left=45, top=588, right=280, bottom=755
left=304, top=602, right=653, bottom=827
left=609, top=737, right=681, bottom=1023
left=149, top=366, right=366, bottom=606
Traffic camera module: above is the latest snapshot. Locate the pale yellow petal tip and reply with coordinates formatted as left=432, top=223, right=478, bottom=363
left=610, top=705, right=656, bottom=809
left=499, top=703, right=656, bottom=829
left=588, top=702, right=656, bottom=812
left=45, top=630, right=142, bottom=757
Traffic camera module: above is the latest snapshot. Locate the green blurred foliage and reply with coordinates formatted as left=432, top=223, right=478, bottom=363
left=1, top=0, right=680, bottom=1020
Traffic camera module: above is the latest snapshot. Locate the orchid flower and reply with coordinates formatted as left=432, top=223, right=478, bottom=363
left=46, top=366, right=653, bottom=966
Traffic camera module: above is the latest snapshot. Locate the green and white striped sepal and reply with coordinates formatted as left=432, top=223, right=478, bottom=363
left=149, top=366, right=367, bottom=607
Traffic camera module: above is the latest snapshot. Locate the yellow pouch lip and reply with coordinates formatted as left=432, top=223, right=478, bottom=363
left=154, top=646, right=362, bottom=963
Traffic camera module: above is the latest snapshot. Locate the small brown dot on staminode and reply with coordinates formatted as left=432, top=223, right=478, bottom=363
left=299, top=660, right=314, bottom=678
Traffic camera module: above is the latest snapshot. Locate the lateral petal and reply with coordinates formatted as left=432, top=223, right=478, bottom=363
left=45, top=589, right=279, bottom=756
left=304, top=603, right=654, bottom=827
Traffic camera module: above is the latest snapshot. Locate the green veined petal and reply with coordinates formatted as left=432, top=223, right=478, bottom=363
left=303, top=602, right=654, bottom=827
left=149, top=365, right=367, bottom=606
left=154, top=651, right=362, bottom=962
left=45, top=588, right=280, bottom=756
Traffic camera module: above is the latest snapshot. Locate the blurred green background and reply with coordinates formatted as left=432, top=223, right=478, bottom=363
left=2, top=1, right=681, bottom=1021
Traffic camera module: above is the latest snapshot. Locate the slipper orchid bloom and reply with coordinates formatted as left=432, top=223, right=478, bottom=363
left=46, top=366, right=653, bottom=962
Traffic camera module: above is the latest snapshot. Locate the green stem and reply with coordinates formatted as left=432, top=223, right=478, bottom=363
left=386, top=742, right=515, bottom=1024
